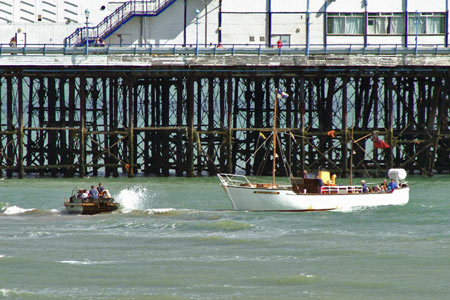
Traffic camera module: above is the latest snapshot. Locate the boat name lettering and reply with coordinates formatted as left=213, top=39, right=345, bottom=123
left=254, top=191, right=280, bottom=195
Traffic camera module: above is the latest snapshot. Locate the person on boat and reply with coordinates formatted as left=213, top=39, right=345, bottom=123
left=89, top=185, right=98, bottom=200
left=80, top=189, right=89, bottom=199
left=303, top=170, right=308, bottom=179
left=103, top=189, right=112, bottom=199
left=380, top=179, right=388, bottom=191
left=326, top=180, right=336, bottom=186
left=316, top=175, right=323, bottom=187
left=387, top=179, right=399, bottom=192
left=361, top=180, right=368, bottom=193
left=97, top=183, right=105, bottom=197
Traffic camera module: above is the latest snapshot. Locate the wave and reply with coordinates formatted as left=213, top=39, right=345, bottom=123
left=0, top=288, right=33, bottom=299
left=0, top=205, right=61, bottom=216
left=58, top=260, right=115, bottom=265
left=261, top=273, right=319, bottom=286
left=2, top=205, right=36, bottom=215
left=334, top=206, right=373, bottom=213
left=172, top=219, right=254, bottom=232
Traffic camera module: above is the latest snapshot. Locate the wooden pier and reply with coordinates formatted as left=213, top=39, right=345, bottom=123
left=1, top=54, right=449, bottom=178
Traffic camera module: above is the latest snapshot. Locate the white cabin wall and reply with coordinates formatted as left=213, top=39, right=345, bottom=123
left=221, top=0, right=266, bottom=12
left=222, top=13, right=266, bottom=46
left=110, top=0, right=219, bottom=46
left=221, top=0, right=265, bottom=45
left=407, top=0, right=446, bottom=11
left=367, top=1, right=404, bottom=12
left=0, top=0, right=123, bottom=44
left=271, top=14, right=304, bottom=46
left=272, top=0, right=305, bottom=11
left=309, top=12, right=324, bottom=46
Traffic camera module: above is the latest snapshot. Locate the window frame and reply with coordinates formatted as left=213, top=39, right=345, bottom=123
left=367, top=13, right=405, bottom=35
left=327, top=13, right=365, bottom=35
left=407, top=12, right=445, bottom=35
left=327, top=11, right=446, bottom=36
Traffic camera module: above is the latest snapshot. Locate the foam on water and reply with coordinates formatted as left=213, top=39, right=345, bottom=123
left=2, top=205, right=35, bottom=215
left=144, top=208, right=176, bottom=215
left=58, top=260, right=113, bottom=265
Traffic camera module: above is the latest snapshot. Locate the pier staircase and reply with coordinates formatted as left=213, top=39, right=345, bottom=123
left=64, top=0, right=177, bottom=47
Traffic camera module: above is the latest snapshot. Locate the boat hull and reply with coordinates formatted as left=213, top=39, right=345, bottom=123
left=222, top=185, right=410, bottom=211
left=64, top=199, right=119, bottom=215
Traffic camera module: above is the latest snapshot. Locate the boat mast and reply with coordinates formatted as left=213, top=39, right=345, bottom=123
left=350, top=130, right=372, bottom=186
left=350, top=127, right=353, bottom=186
left=272, top=89, right=279, bottom=186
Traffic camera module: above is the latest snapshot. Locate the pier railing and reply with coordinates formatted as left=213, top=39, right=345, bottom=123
left=3, top=43, right=450, bottom=56
left=64, top=0, right=177, bottom=47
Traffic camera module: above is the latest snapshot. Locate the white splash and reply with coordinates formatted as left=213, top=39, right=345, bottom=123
left=115, top=186, right=148, bottom=212
left=2, top=206, right=34, bottom=215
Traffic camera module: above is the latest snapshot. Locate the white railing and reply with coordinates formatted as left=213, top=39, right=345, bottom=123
left=320, top=185, right=362, bottom=194
left=5, top=44, right=450, bottom=56
left=217, top=173, right=252, bottom=187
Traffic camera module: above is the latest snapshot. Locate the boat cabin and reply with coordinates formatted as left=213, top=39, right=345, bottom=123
left=291, top=178, right=323, bottom=194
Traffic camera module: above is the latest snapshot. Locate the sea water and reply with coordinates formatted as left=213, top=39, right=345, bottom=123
left=0, top=176, right=449, bottom=300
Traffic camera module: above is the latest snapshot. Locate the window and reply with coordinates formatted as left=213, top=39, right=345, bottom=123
left=327, top=13, right=364, bottom=35
left=328, top=12, right=445, bottom=36
left=368, top=13, right=404, bottom=34
left=249, top=36, right=255, bottom=42
left=271, top=35, right=290, bottom=47
left=408, top=13, right=445, bottom=34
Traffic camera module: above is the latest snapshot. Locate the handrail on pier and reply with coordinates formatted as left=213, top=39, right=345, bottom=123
left=2, top=43, right=450, bottom=57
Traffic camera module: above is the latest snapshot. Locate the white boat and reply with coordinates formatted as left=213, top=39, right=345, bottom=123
left=217, top=89, right=410, bottom=211
left=218, top=170, right=409, bottom=211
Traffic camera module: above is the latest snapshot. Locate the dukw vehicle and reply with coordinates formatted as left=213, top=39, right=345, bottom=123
left=64, top=188, right=120, bottom=215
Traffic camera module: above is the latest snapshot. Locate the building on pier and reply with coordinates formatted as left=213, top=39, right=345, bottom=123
left=0, top=0, right=449, bottom=47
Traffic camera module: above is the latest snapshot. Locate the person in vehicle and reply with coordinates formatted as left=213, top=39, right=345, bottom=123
left=97, top=183, right=105, bottom=196
left=387, top=179, right=399, bottom=191
left=89, top=185, right=98, bottom=199
left=103, top=189, right=112, bottom=199
left=81, top=189, right=89, bottom=199
left=361, top=180, right=368, bottom=193
left=380, top=179, right=388, bottom=191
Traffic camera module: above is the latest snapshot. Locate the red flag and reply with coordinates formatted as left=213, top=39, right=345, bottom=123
left=373, top=137, right=390, bottom=149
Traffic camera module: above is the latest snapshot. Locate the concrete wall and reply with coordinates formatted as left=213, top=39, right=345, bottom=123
left=0, top=0, right=125, bottom=45
left=1, top=0, right=449, bottom=47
